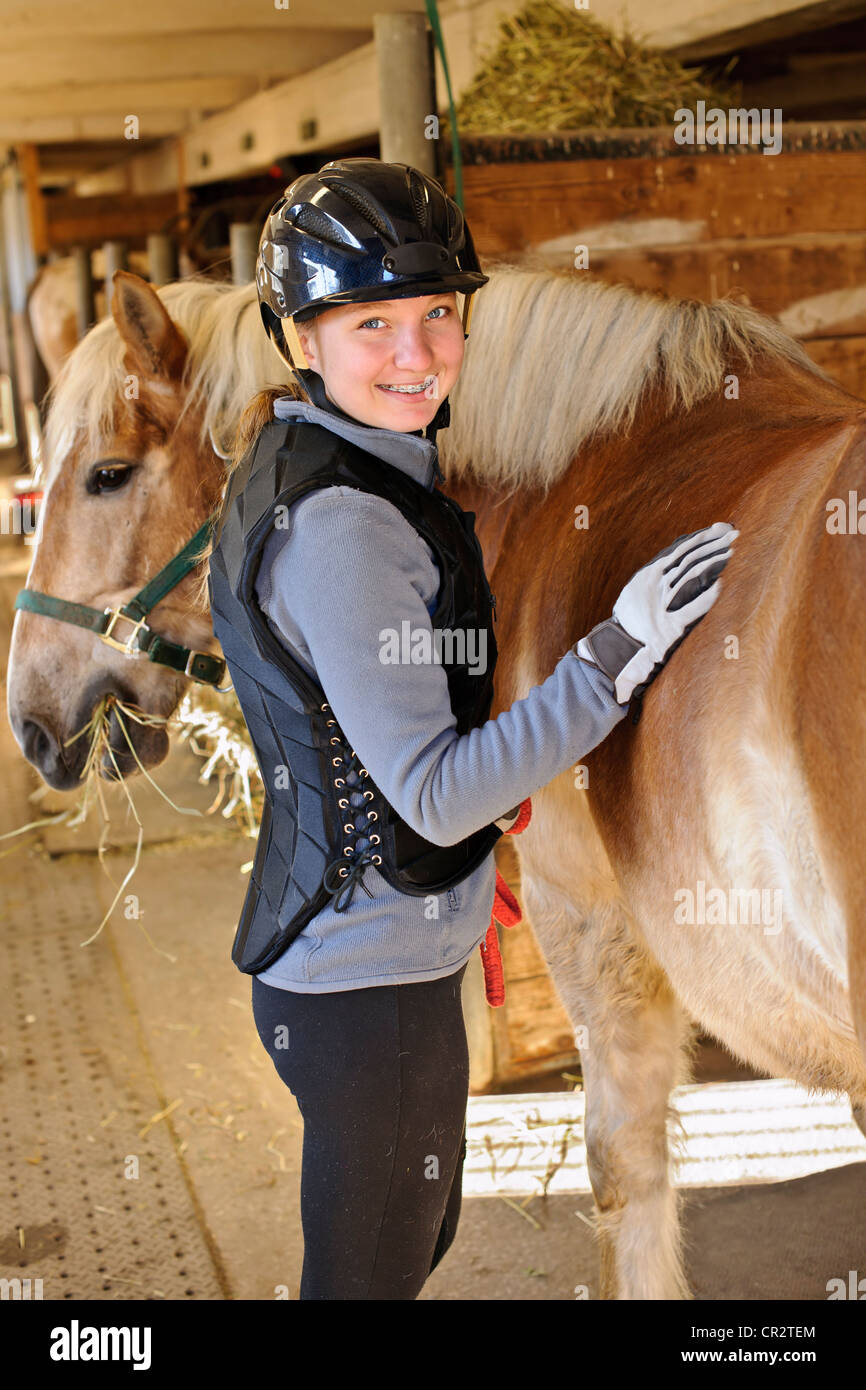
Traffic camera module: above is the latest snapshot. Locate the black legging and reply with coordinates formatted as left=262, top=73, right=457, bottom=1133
left=251, top=962, right=470, bottom=1299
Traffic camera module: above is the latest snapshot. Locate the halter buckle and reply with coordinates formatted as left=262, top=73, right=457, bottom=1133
left=100, top=607, right=150, bottom=656
left=184, top=648, right=220, bottom=680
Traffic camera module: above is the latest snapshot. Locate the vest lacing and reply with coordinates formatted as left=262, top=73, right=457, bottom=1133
left=319, top=701, right=383, bottom=912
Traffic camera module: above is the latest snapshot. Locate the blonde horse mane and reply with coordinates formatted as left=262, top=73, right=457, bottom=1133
left=41, top=262, right=828, bottom=505
left=442, top=261, right=829, bottom=497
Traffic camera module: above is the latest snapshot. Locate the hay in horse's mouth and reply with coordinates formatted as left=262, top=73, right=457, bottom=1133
left=2, top=689, right=263, bottom=955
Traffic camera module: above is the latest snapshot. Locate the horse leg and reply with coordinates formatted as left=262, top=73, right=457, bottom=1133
left=515, top=806, right=696, bottom=1300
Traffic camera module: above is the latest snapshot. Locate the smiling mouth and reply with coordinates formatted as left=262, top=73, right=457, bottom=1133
left=377, top=375, right=437, bottom=395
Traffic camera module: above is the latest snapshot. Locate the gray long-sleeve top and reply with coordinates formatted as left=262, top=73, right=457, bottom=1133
left=252, top=391, right=628, bottom=993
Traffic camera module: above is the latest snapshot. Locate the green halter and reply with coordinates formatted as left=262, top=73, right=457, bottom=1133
left=14, top=514, right=227, bottom=687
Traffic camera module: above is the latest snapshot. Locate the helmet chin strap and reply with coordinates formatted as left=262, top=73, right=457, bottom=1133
left=424, top=395, right=450, bottom=442
left=281, top=315, right=311, bottom=372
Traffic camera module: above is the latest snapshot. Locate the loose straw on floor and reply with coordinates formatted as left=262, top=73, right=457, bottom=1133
left=0, top=693, right=206, bottom=960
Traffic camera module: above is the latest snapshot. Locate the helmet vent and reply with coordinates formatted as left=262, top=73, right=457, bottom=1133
left=408, top=171, right=429, bottom=232
left=445, top=197, right=463, bottom=247
left=320, top=177, right=395, bottom=241
left=288, top=204, right=354, bottom=250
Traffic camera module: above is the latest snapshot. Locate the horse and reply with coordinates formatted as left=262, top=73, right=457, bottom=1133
left=8, top=265, right=866, bottom=1300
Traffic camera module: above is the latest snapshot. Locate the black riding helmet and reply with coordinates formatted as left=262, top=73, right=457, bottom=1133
left=256, top=157, right=488, bottom=436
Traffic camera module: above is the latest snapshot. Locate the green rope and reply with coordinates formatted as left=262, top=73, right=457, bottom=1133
left=425, top=0, right=463, bottom=210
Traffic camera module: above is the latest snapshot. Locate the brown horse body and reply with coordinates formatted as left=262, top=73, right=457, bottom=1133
left=451, top=362, right=866, bottom=1296
left=8, top=269, right=866, bottom=1298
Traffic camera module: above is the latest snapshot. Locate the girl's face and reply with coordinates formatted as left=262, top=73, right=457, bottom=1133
left=295, top=291, right=465, bottom=432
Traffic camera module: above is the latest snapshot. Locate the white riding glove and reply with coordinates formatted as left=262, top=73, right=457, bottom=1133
left=575, top=521, right=738, bottom=707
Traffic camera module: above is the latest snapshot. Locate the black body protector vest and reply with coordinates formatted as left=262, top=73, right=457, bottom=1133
left=207, top=416, right=506, bottom=974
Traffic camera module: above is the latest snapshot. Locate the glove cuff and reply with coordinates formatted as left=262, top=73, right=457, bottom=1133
left=575, top=617, right=645, bottom=692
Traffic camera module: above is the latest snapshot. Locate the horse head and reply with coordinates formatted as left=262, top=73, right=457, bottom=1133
left=7, top=271, right=229, bottom=788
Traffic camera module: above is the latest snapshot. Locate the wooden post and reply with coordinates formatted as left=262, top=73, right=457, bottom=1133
left=0, top=215, right=21, bottom=451
left=463, top=943, right=496, bottom=1093
left=147, top=233, right=178, bottom=286
left=374, top=13, right=436, bottom=173
left=15, top=144, right=48, bottom=260
left=175, top=136, right=190, bottom=240
left=1, top=159, right=40, bottom=462
left=72, top=246, right=95, bottom=339
left=103, top=241, right=128, bottom=312
left=229, top=223, right=258, bottom=284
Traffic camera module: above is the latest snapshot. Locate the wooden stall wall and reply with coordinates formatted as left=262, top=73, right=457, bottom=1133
left=452, top=122, right=866, bottom=398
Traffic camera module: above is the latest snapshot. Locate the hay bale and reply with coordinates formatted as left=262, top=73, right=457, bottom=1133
left=442, top=0, right=739, bottom=137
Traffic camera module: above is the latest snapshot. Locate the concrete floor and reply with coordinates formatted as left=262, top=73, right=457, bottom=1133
left=2, top=529, right=865, bottom=1302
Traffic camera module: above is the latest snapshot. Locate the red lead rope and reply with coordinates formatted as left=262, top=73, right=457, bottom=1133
left=479, top=797, right=532, bottom=1007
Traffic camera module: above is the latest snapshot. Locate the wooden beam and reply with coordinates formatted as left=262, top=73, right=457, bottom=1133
left=0, top=29, right=364, bottom=88
left=34, top=143, right=143, bottom=187
left=0, top=77, right=258, bottom=121
left=0, top=114, right=189, bottom=144
left=658, top=0, right=866, bottom=60
left=744, top=63, right=866, bottom=113
left=77, top=142, right=180, bottom=197
left=0, top=0, right=409, bottom=37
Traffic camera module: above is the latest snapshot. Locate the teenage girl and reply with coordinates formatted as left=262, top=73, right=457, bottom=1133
left=208, top=158, right=737, bottom=1300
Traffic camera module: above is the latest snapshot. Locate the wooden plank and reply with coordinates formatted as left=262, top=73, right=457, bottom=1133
left=661, top=0, right=866, bottom=60
left=557, top=233, right=866, bottom=324
left=44, top=191, right=180, bottom=251
left=500, top=974, right=583, bottom=1076
left=747, top=62, right=866, bottom=114
left=0, top=77, right=257, bottom=121
left=464, top=947, right=496, bottom=1095
left=0, top=0, right=434, bottom=38
left=457, top=122, right=866, bottom=164
left=460, top=150, right=866, bottom=253
left=801, top=335, right=866, bottom=398
left=0, top=113, right=187, bottom=145
left=78, top=143, right=181, bottom=199
left=0, top=30, right=363, bottom=88
left=493, top=837, right=582, bottom=1080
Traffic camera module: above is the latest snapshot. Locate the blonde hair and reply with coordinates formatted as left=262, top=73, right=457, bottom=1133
left=230, top=379, right=310, bottom=470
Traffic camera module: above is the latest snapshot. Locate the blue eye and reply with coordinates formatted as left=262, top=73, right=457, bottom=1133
left=357, top=305, right=451, bottom=330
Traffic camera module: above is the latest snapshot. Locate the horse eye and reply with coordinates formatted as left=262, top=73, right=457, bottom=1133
left=89, top=462, right=134, bottom=494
